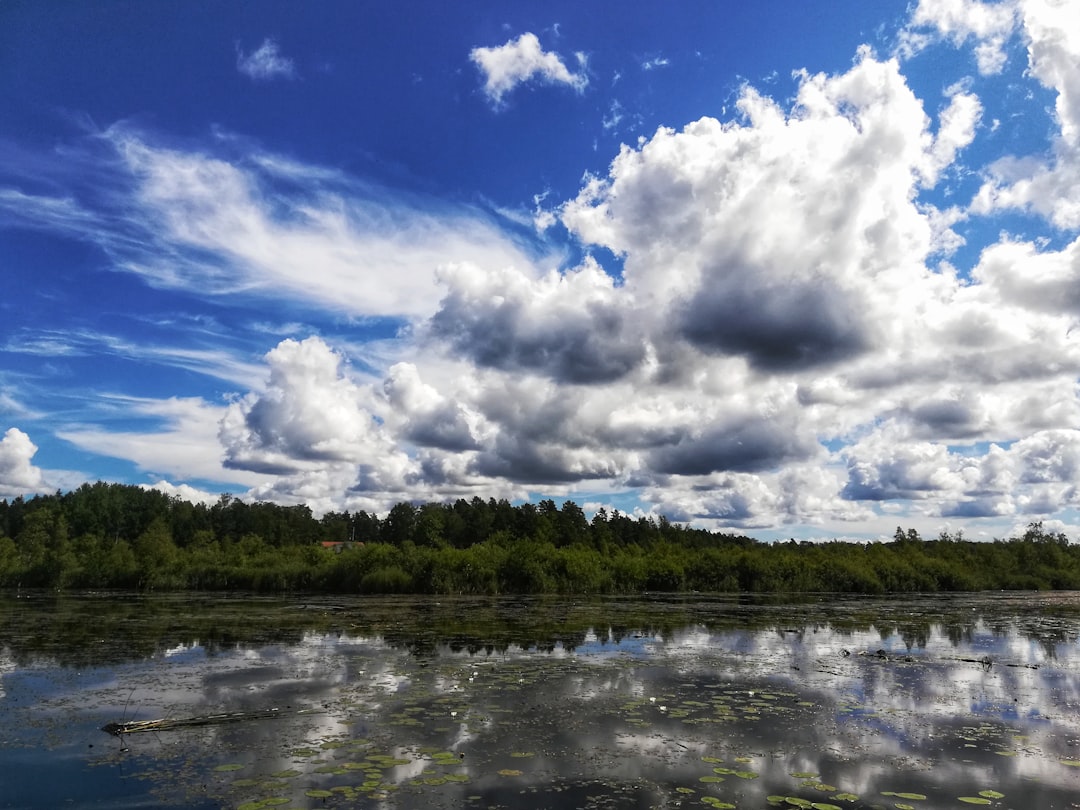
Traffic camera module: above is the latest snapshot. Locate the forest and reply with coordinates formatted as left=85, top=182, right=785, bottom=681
left=1, top=482, right=1078, bottom=594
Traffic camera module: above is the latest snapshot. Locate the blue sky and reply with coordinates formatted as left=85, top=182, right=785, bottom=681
left=3, top=0, right=1080, bottom=541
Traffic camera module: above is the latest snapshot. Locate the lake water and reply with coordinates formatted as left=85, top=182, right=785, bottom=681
left=1, top=592, right=1079, bottom=810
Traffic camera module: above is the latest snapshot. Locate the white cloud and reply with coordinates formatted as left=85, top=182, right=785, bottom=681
left=58, top=396, right=259, bottom=487
left=561, top=51, right=941, bottom=372
left=645, top=464, right=872, bottom=530
left=145, top=480, right=220, bottom=506
left=903, top=0, right=1019, bottom=74
left=220, top=337, right=397, bottom=471
left=45, top=128, right=542, bottom=320
left=429, top=257, right=646, bottom=384
left=236, top=38, right=297, bottom=81
left=838, top=419, right=1080, bottom=521
left=0, top=428, right=44, bottom=498
left=928, top=83, right=983, bottom=179
left=219, top=337, right=427, bottom=510
left=965, top=0, right=1080, bottom=228
left=4, top=327, right=267, bottom=392
left=470, top=32, right=587, bottom=106
left=971, top=235, right=1080, bottom=314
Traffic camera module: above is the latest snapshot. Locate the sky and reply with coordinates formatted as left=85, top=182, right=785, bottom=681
left=2, top=1, right=1080, bottom=542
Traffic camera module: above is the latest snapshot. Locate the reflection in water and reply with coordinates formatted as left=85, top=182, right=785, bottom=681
left=1, top=592, right=1080, bottom=809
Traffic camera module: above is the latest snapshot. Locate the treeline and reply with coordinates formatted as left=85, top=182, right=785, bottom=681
left=1, top=482, right=1078, bottom=593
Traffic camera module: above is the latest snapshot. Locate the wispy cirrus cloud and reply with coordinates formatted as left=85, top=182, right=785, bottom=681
left=57, top=395, right=260, bottom=487
left=3, top=327, right=267, bottom=391
left=0, top=127, right=547, bottom=320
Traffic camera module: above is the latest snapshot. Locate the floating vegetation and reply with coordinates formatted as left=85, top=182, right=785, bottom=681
left=237, top=799, right=290, bottom=810
left=214, top=763, right=245, bottom=773
left=957, top=798, right=992, bottom=805
left=978, top=791, right=1005, bottom=799
left=701, top=799, right=736, bottom=809
left=497, top=768, right=524, bottom=777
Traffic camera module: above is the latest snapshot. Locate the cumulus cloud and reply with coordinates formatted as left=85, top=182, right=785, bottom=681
left=843, top=428, right=968, bottom=502
left=145, top=480, right=220, bottom=506
left=0, top=428, right=44, bottom=498
left=220, top=336, right=400, bottom=474
left=644, top=464, right=871, bottom=529
left=649, top=415, right=819, bottom=477
left=967, top=0, right=1080, bottom=228
left=971, top=236, right=1080, bottom=314
left=842, top=421, right=1080, bottom=521
left=902, top=0, right=1019, bottom=74
left=561, top=52, right=952, bottom=374
left=470, top=32, right=587, bottom=105
left=429, top=258, right=647, bottom=383
left=383, top=363, right=478, bottom=452
left=236, top=38, right=297, bottom=81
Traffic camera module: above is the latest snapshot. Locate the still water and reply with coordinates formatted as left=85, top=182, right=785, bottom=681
left=1, top=592, right=1079, bottom=810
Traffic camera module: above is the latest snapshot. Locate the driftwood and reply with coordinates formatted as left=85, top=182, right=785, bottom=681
left=101, top=707, right=319, bottom=737
left=838, top=648, right=1039, bottom=670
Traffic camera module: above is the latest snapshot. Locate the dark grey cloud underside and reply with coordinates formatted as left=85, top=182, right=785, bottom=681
left=469, top=435, right=612, bottom=484
left=403, top=404, right=478, bottom=451
left=649, top=418, right=816, bottom=476
left=430, top=297, right=646, bottom=384
left=680, top=276, right=869, bottom=371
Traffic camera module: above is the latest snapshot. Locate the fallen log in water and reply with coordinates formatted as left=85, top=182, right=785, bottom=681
left=101, top=707, right=320, bottom=736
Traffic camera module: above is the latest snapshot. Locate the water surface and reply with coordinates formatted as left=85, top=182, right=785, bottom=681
left=2, top=592, right=1079, bottom=809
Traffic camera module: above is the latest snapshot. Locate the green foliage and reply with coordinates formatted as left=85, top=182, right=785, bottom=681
left=2, top=484, right=1080, bottom=594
